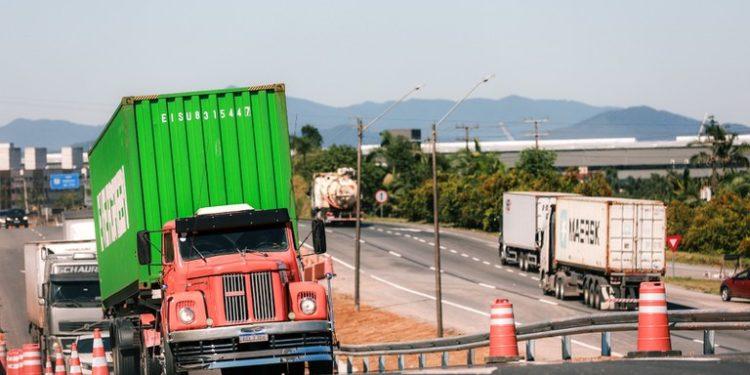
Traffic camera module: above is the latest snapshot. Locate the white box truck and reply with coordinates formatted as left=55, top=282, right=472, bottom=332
left=538, top=196, right=666, bottom=310
left=499, top=192, right=579, bottom=271
left=24, top=240, right=107, bottom=352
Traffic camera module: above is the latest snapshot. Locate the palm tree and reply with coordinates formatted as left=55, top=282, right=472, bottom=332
left=689, top=116, right=750, bottom=191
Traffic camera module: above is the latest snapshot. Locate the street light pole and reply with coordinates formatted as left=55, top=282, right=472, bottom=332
left=431, top=74, right=494, bottom=337
left=354, top=84, right=423, bottom=311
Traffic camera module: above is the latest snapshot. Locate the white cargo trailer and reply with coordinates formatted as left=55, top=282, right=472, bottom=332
left=499, top=192, right=579, bottom=271
left=539, top=196, right=666, bottom=310
left=311, top=167, right=358, bottom=223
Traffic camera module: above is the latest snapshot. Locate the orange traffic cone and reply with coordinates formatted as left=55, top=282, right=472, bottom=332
left=628, top=282, right=681, bottom=357
left=6, top=348, right=18, bottom=375
left=91, top=329, right=108, bottom=375
left=22, top=344, right=42, bottom=375
left=43, top=358, right=53, bottom=375
left=52, top=344, right=65, bottom=375
left=67, top=344, right=81, bottom=375
left=486, top=298, right=521, bottom=363
left=0, top=337, right=7, bottom=371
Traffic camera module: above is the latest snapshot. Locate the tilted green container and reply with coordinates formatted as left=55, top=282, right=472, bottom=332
left=89, top=83, right=297, bottom=307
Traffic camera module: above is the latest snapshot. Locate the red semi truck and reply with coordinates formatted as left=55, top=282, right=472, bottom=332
left=90, top=85, right=335, bottom=374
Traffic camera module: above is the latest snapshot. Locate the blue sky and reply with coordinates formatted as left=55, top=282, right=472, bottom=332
left=0, top=1, right=748, bottom=126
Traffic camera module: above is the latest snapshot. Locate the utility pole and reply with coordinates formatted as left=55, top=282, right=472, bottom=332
left=455, top=124, right=479, bottom=150
left=353, top=84, right=423, bottom=311
left=430, top=74, right=494, bottom=337
left=524, top=118, right=548, bottom=149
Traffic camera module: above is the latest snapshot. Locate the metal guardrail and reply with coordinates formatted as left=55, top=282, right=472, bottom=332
left=335, top=310, right=750, bottom=373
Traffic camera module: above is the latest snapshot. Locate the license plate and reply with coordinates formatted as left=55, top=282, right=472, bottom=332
left=239, top=333, right=268, bottom=343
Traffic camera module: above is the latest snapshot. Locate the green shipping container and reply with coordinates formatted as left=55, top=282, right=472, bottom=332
left=89, top=83, right=297, bottom=307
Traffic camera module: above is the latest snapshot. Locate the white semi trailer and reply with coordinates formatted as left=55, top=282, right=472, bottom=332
left=499, top=192, right=579, bottom=271
left=538, top=196, right=666, bottom=310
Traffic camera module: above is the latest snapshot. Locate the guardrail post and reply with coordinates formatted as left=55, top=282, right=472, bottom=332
left=397, top=354, right=404, bottom=371
left=441, top=351, right=449, bottom=368
left=362, top=357, right=369, bottom=373
left=377, top=355, right=385, bottom=373
left=703, top=330, right=715, bottom=355
left=418, top=353, right=425, bottom=369
left=601, top=332, right=612, bottom=357
left=525, top=340, right=535, bottom=362
left=561, top=336, right=572, bottom=360
left=346, top=357, right=353, bottom=374
left=467, top=348, right=474, bottom=367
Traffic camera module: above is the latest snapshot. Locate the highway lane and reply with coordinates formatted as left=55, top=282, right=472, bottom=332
left=0, top=225, right=63, bottom=348
left=304, top=220, right=750, bottom=359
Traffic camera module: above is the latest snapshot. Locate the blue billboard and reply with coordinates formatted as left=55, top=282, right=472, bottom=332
left=50, top=173, right=80, bottom=190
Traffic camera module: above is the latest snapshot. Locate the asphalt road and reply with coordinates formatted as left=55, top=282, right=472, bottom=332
left=301, top=219, right=750, bottom=361
left=0, top=225, right=63, bottom=347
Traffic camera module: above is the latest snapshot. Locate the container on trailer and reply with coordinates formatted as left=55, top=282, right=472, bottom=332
left=502, top=192, right=578, bottom=251
left=554, top=196, right=666, bottom=274
left=90, top=83, right=296, bottom=307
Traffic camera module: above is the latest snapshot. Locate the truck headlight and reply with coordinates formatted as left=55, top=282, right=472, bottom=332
left=300, top=297, right=317, bottom=315
left=178, top=307, right=195, bottom=324
left=23, top=216, right=28, bottom=220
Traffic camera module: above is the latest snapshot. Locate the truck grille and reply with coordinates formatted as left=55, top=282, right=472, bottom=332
left=222, top=273, right=249, bottom=323
left=250, top=272, right=275, bottom=321
left=221, top=272, right=276, bottom=323
left=58, top=321, right=110, bottom=332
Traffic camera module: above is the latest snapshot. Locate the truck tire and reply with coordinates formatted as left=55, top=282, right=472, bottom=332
left=555, top=278, right=563, bottom=300
left=111, top=318, right=141, bottom=375
left=583, top=281, right=591, bottom=306
left=592, top=284, right=602, bottom=310
left=520, top=255, right=527, bottom=272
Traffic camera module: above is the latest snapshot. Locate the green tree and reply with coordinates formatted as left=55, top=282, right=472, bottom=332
left=290, top=124, right=323, bottom=162
left=515, top=148, right=557, bottom=177
left=689, top=117, right=750, bottom=191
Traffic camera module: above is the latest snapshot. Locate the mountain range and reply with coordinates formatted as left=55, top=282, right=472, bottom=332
left=1, top=96, right=747, bottom=150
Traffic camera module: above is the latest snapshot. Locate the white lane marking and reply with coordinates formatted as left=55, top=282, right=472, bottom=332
left=450, top=249, right=458, bottom=254
left=472, top=257, right=480, bottom=262
left=419, top=239, right=426, bottom=243
left=494, top=264, right=502, bottom=269
left=505, top=268, right=514, bottom=273
left=483, top=261, right=491, bottom=265
left=325, top=229, right=333, bottom=234
left=20, top=270, right=25, bottom=274
left=461, top=253, right=469, bottom=258
left=386, top=231, right=392, bottom=234
left=571, top=339, right=623, bottom=357
left=538, top=299, right=558, bottom=306
left=428, top=242, right=435, bottom=246
left=388, top=251, right=402, bottom=258
left=394, top=232, right=401, bottom=236
left=692, top=339, right=703, bottom=344
left=519, top=273, right=527, bottom=277
left=405, top=234, right=411, bottom=238
left=531, top=276, right=540, bottom=281
left=368, top=274, right=489, bottom=317
left=478, top=283, right=496, bottom=289
left=359, top=239, right=366, bottom=244
left=377, top=228, right=384, bottom=232
left=440, top=246, right=447, bottom=250
left=299, top=223, right=307, bottom=227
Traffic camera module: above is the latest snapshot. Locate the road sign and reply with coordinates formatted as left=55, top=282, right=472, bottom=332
left=49, top=173, right=80, bottom=190
left=375, top=190, right=388, bottom=204
left=667, top=234, right=682, bottom=252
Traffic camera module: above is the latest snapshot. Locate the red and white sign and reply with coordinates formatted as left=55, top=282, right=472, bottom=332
left=375, top=190, right=389, bottom=204
left=666, top=234, right=682, bottom=252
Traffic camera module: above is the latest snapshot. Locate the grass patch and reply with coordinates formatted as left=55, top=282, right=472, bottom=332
left=665, top=276, right=722, bottom=295
left=672, top=251, right=750, bottom=269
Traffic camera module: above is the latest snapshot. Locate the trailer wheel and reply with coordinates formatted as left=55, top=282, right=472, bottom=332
left=583, top=282, right=591, bottom=306
left=555, top=278, right=563, bottom=300
left=592, top=284, right=602, bottom=310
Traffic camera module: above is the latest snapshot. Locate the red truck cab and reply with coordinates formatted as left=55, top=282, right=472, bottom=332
left=129, top=204, right=334, bottom=374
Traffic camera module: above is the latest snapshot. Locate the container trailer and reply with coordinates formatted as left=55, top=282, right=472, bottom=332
left=499, top=192, right=579, bottom=271
left=537, top=196, right=666, bottom=310
left=90, top=84, right=333, bottom=374
left=311, top=167, right=358, bottom=223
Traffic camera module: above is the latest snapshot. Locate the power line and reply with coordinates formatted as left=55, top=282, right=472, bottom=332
left=455, top=124, right=479, bottom=150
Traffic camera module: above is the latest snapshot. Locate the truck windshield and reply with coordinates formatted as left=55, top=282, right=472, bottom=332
left=50, top=281, right=101, bottom=306
left=179, top=224, right=289, bottom=261
left=75, top=337, right=111, bottom=354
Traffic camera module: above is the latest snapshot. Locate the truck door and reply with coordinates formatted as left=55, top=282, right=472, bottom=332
left=540, top=206, right=556, bottom=273
left=635, top=204, right=665, bottom=272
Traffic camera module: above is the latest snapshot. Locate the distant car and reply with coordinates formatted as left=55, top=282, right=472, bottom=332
left=0, top=208, right=28, bottom=228
left=73, top=333, right=113, bottom=375
left=720, top=269, right=750, bottom=302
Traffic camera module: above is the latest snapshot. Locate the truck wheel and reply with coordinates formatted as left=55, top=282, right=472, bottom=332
left=583, top=283, right=591, bottom=306
left=308, top=361, right=334, bottom=375
left=500, top=250, right=508, bottom=265
left=555, top=278, right=563, bottom=300
left=111, top=318, right=141, bottom=375
left=592, top=284, right=602, bottom=310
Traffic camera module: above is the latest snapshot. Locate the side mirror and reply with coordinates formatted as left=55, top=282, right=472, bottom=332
left=312, top=219, right=327, bottom=254
left=137, top=230, right=152, bottom=265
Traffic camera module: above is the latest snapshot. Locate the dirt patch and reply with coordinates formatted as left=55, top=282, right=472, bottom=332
left=333, top=293, right=491, bottom=370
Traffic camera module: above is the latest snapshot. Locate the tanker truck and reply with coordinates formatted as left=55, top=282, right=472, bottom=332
left=90, top=84, right=334, bottom=375
left=311, top=168, right=358, bottom=223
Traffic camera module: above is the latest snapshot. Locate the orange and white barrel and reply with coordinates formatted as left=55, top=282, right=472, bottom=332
left=636, top=282, right=672, bottom=352
left=21, top=344, right=42, bottom=375
left=488, top=298, right=519, bottom=359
